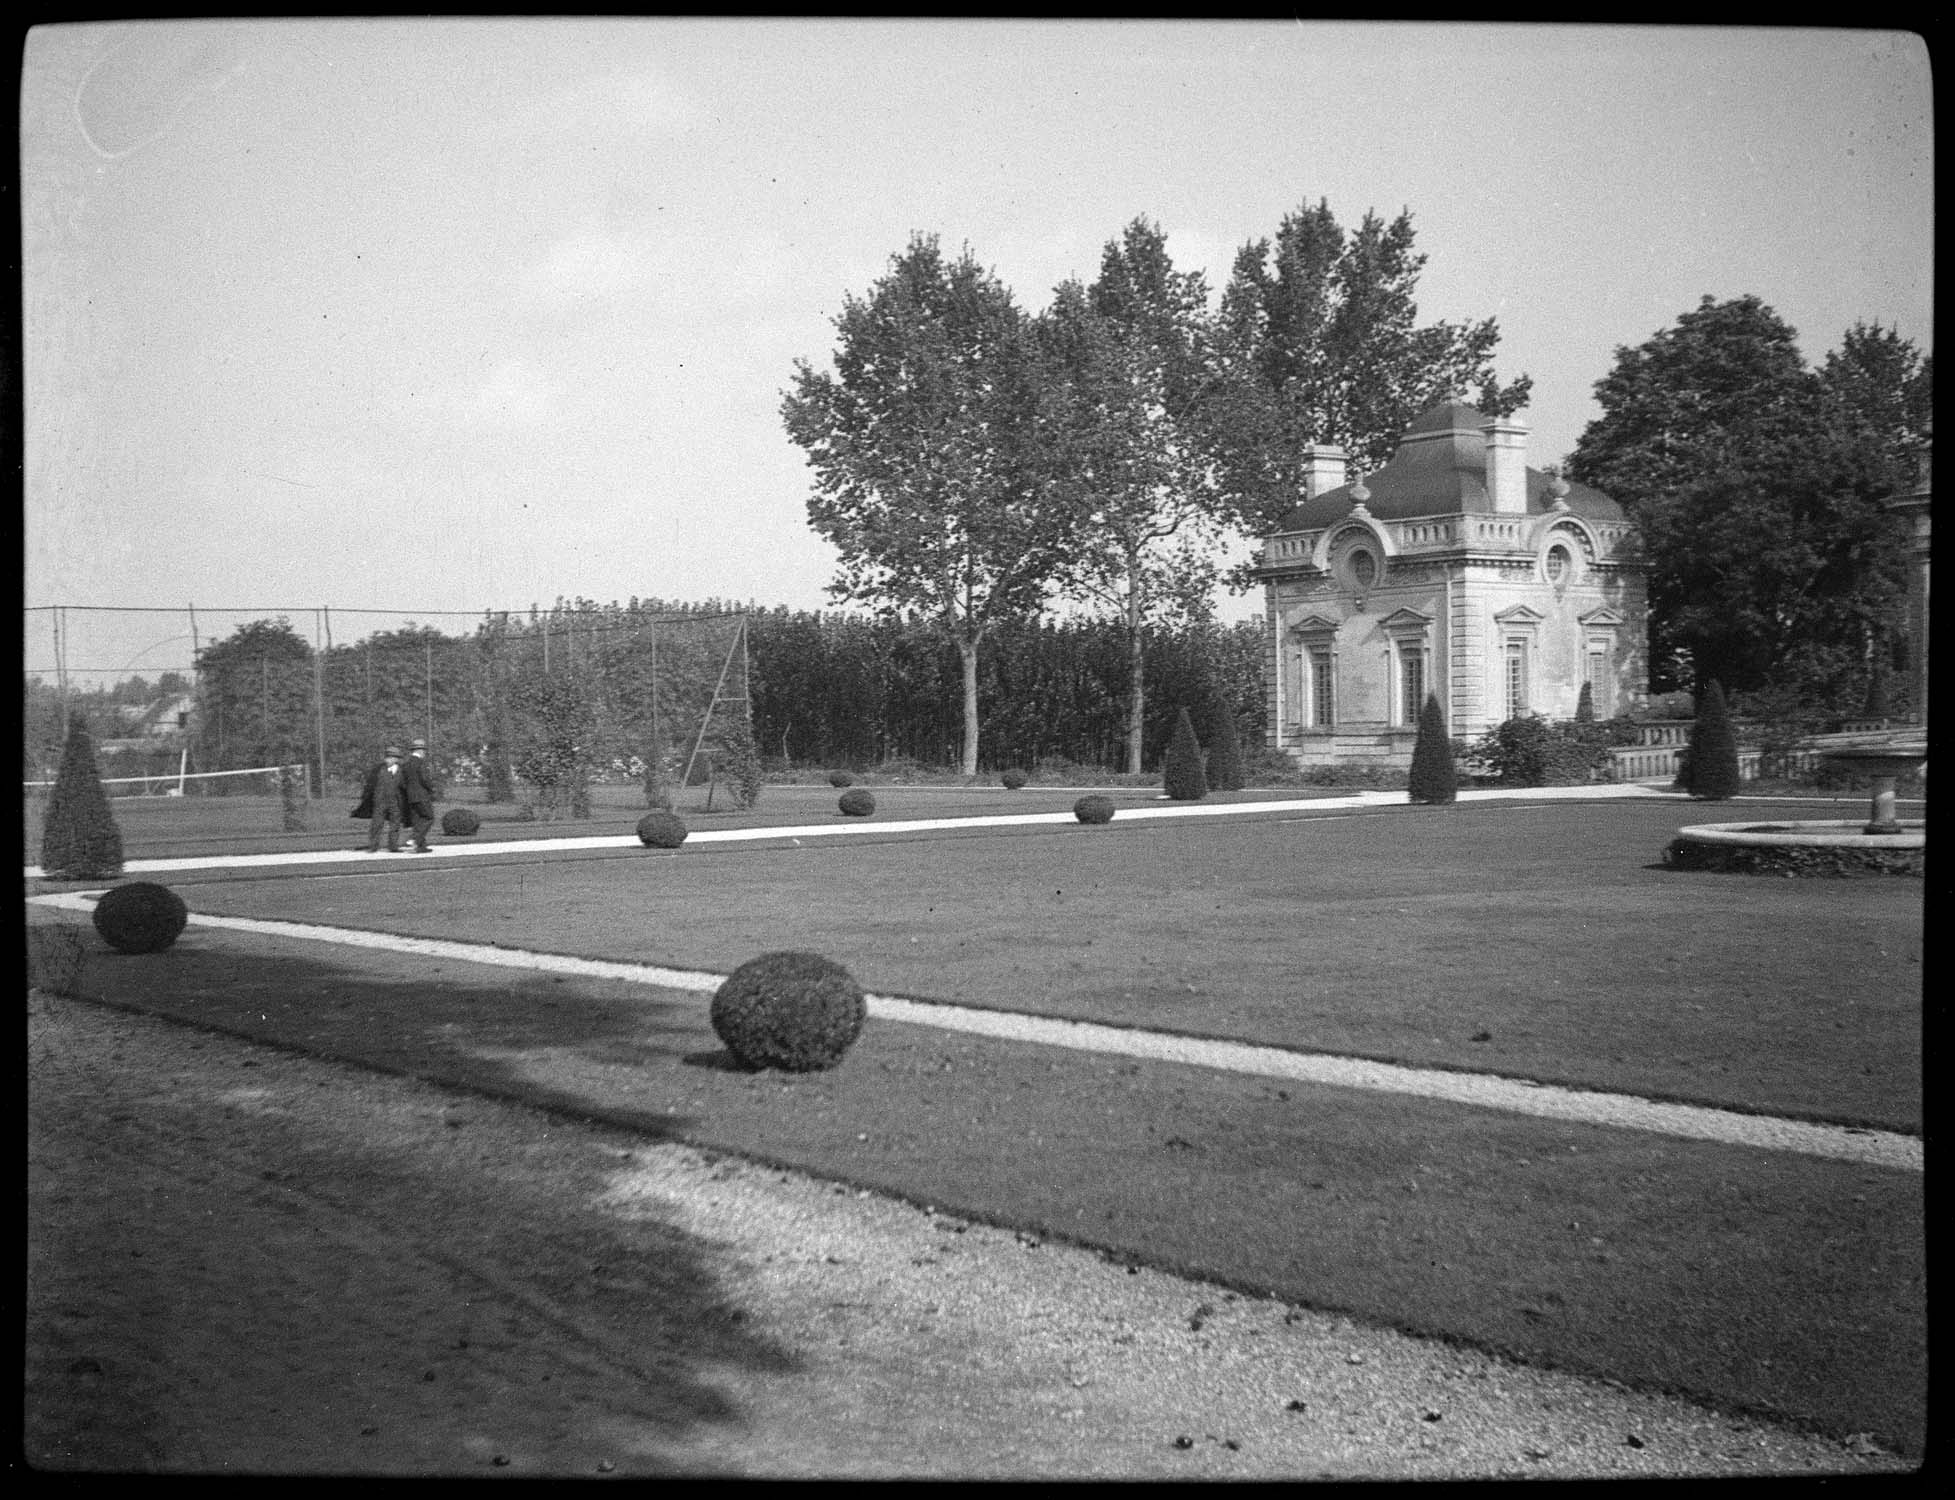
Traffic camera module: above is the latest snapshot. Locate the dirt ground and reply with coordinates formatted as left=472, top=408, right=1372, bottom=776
left=24, top=984, right=1907, bottom=1479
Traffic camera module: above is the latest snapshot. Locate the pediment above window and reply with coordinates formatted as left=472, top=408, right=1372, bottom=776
left=1492, top=604, right=1546, bottom=627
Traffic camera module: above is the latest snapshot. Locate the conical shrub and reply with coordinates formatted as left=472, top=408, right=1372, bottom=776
left=1687, top=680, right=1742, bottom=800
left=1204, top=694, right=1245, bottom=792
left=1163, top=706, right=1208, bottom=801
left=1574, top=681, right=1595, bottom=723
left=1407, top=692, right=1458, bottom=804
left=40, top=715, right=123, bottom=880
left=722, top=712, right=764, bottom=810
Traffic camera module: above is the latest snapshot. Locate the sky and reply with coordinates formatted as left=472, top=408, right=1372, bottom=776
left=19, top=20, right=1934, bottom=682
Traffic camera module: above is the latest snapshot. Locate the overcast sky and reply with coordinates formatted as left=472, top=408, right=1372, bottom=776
left=20, top=20, right=1933, bottom=680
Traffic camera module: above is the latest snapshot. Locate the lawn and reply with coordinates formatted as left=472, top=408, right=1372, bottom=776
left=24, top=792, right=1926, bottom=1458
left=169, top=797, right=1922, bottom=1131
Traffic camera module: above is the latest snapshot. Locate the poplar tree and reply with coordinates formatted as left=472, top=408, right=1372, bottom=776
left=1207, top=200, right=1532, bottom=535
left=783, top=235, right=1081, bottom=777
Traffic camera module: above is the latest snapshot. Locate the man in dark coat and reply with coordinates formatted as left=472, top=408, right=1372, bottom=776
left=353, top=745, right=407, bottom=853
left=402, top=738, right=438, bottom=853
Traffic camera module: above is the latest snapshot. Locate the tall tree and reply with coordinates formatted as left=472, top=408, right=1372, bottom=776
left=1567, top=297, right=1925, bottom=706
left=1045, top=219, right=1229, bottom=773
left=783, top=235, right=1080, bottom=776
left=191, top=617, right=316, bottom=772
left=1208, top=200, right=1532, bottom=534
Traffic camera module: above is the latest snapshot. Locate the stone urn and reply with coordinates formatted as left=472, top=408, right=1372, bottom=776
left=1821, top=744, right=1928, bottom=835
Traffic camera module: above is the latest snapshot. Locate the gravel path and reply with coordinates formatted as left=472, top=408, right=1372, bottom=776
left=26, top=990, right=1903, bottom=1478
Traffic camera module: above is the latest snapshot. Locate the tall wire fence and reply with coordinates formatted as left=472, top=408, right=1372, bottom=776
left=22, top=602, right=750, bottom=807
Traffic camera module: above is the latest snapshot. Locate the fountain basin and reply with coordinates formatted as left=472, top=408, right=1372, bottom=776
left=1665, top=819, right=1924, bottom=877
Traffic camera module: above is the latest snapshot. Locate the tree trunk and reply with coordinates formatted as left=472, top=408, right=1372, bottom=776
left=957, top=636, right=981, bottom=778
left=1124, top=569, right=1145, bottom=776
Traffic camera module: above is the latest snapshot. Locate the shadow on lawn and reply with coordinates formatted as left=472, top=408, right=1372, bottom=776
left=26, top=918, right=806, bottom=1471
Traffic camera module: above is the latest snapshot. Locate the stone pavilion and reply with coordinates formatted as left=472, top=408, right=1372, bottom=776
left=1253, top=402, right=1648, bottom=769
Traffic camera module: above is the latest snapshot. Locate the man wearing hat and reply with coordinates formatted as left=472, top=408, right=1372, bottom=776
left=401, top=738, right=438, bottom=853
left=353, top=744, right=407, bottom=853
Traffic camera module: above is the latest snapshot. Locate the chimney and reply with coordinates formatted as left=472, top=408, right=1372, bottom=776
left=1482, top=416, right=1529, bottom=515
left=1301, top=444, right=1348, bottom=500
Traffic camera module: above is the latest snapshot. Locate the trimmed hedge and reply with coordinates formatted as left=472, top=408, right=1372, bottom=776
left=441, top=807, right=481, bottom=837
left=1407, top=692, right=1458, bottom=804
left=1686, top=681, right=1742, bottom=801
left=92, top=881, right=189, bottom=954
left=1204, top=699, right=1245, bottom=792
left=40, top=715, right=123, bottom=880
left=1073, top=794, right=1116, bottom=824
left=828, top=769, right=856, bottom=787
left=1163, top=707, right=1208, bottom=801
left=636, top=810, right=689, bottom=847
left=1000, top=768, right=1029, bottom=790
left=710, top=951, right=867, bottom=1072
left=838, top=788, right=876, bottom=817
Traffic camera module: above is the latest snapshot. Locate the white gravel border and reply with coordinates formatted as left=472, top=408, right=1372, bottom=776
left=28, top=891, right=1920, bottom=1173
left=22, top=783, right=1677, bottom=878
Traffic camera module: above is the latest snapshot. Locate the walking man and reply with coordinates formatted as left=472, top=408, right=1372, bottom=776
left=402, top=738, right=438, bottom=853
left=354, top=744, right=407, bottom=853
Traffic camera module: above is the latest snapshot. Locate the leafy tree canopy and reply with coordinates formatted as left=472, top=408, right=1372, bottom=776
left=1567, top=297, right=1928, bottom=706
left=782, top=234, right=1084, bottom=773
left=1208, top=199, right=1531, bottom=532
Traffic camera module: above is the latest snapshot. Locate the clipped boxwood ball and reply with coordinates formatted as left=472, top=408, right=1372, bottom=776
left=711, top=951, right=867, bottom=1072
left=838, top=788, right=876, bottom=817
left=636, top=810, right=689, bottom=847
left=828, top=769, right=856, bottom=788
left=440, top=807, right=481, bottom=837
left=92, top=881, right=189, bottom=954
left=1000, top=768, right=1029, bottom=790
left=1073, top=794, right=1116, bottom=824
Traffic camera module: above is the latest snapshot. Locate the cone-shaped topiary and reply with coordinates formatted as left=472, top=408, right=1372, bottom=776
left=636, top=809, right=689, bottom=847
left=1407, top=692, right=1458, bottom=805
left=722, top=712, right=764, bottom=810
left=838, top=788, right=876, bottom=816
left=828, top=769, right=855, bottom=788
left=1162, top=706, right=1208, bottom=801
left=1204, top=696, right=1245, bottom=792
left=711, top=951, right=867, bottom=1072
left=40, top=715, right=123, bottom=880
left=441, top=807, right=481, bottom=837
left=92, top=881, right=188, bottom=954
left=1687, top=680, right=1742, bottom=800
left=1000, top=768, right=1029, bottom=790
left=1073, top=794, right=1115, bottom=824
left=1574, top=680, right=1596, bottom=723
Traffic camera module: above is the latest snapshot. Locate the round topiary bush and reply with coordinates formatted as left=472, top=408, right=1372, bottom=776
left=1000, top=767, right=1029, bottom=790
left=91, top=881, right=189, bottom=954
left=828, top=769, right=856, bottom=788
left=440, top=807, right=481, bottom=837
left=636, top=809, right=689, bottom=847
left=1074, top=794, right=1115, bottom=824
left=710, top=951, right=868, bottom=1072
left=838, top=788, right=876, bottom=817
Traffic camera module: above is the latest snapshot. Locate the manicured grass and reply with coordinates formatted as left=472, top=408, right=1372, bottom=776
left=27, top=914, right=1924, bottom=1458
left=174, top=799, right=1922, bottom=1131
